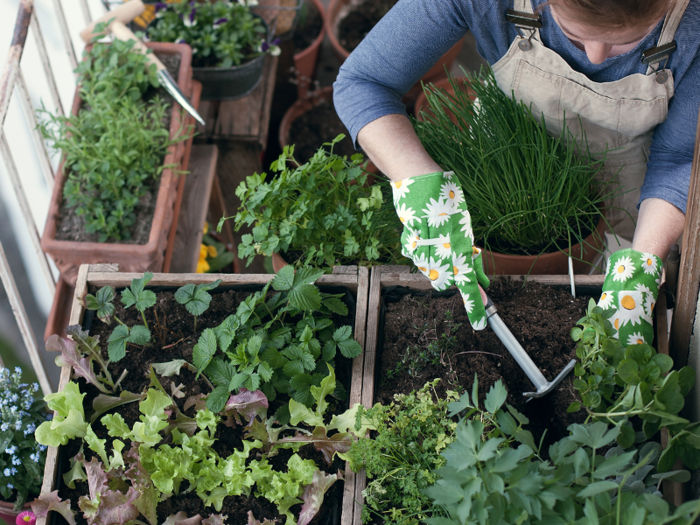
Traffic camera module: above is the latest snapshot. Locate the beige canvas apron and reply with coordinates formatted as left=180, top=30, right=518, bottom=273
left=492, top=0, right=689, bottom=242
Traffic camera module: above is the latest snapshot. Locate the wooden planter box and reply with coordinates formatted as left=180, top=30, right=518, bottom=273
left=352, top=267, right=673, bottom=523
left=41, top=43, right=198, bottom=288
left=38, top=264, right=370, bottom=525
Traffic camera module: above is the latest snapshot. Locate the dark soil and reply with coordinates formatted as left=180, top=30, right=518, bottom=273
left=53, top=284, right=355, bottom=525
left=375, top=277, right=593, bottom=450
left=337, top=0, right=397, bottom=53
left=288, top=99, right=356, bottom=164
left=54, top=52, right=181, bottom=245
left=293, top=0, right=323, bottom=52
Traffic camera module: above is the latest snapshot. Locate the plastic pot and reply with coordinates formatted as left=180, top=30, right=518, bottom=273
left=0, top=499, right=33, bottom=525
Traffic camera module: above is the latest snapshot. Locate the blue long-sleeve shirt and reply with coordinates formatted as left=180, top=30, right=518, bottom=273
left=333, top=0, right=700, bottom=213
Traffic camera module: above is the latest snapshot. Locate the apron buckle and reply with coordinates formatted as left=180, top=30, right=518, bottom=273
left=506, top=10, right=542, bottom=51
left=641, top=41, right=677, bottom=84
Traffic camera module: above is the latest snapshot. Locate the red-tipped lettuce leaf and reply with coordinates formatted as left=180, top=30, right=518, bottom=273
left=48, top=335, right=108, bottom=394
left=278, top=426, right=352, bottom=463
left=32, top=491, right=77, bottom=525
left=162, top=512, right=202, bottom=525
left=298, top=470, right=343, bottom=525
left=91, top=391, right=143, bottom=423
left=184, top=393, right=207, bottom=412
left=225, top=389, right=268, bottom=426
left=202, top=514, right=228, bottom=525
left=247, top=511, right=275, bottom=525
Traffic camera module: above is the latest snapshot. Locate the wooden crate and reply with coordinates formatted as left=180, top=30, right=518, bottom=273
left=38, top=264, right=370, bottom=525
left=356, top=267, right=670, bottom=523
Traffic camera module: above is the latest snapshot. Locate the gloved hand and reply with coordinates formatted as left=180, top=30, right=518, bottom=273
left=597, top=248, right=663, bottom=346
left=392, top=171, right=490, bottom=330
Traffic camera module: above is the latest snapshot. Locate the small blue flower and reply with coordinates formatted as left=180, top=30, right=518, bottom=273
left=7, top=446, right=16, bottom=455
left=32, top=384, right=39, bottom=392
left=39, top=445, right=46, bottom=452
left=11, top=457, right=21, bottom=466
left=6, top=484, right=12, bottom=489
left=0, top=423, right=8, bottom=432
left=3, top=468, right=10, bottom=476
left=10, top=468, right=17, bottom=475
left=14, top=368, right=21, bottom=375
left=45, top=413, right=53, bottom=421
left=14, top=421, right=22, bottom=430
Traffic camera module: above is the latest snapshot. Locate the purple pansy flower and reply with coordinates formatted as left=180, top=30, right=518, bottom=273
left=183, top=7, right=197, bottom=27
left=213, top=17, right=228, bottom=29
left=260, top=38, right=281, bottom=56
left=176, top=37, right=187, bottom=44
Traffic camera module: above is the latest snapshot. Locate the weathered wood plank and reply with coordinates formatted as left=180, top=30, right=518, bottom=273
left=379, top=270, right=605, bottom=289
left=207, top=173, right=238, bottom=272
left=670, top=102, right=700, bottom=368
left=169, top=145, right=219, bottom=273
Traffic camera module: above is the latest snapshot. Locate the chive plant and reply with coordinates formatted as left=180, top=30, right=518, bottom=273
left=414, top=68, right=620, bottom=258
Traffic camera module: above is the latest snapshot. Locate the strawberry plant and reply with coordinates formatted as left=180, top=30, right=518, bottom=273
left=223, top=138, right=407, bottom=270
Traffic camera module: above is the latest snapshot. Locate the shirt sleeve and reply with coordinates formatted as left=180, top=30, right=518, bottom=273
left=641, top=52, right=700, bottom=214
left=333, top=0, right=472, bottom=148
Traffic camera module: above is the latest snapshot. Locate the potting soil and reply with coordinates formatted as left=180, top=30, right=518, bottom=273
left=376, top=277, right=592, bottom=449
left=54, top=53, right=181, bottom=245
left=288, top=100, right=356, bottom=163
left=338, top=0, right=398, bottom=53
left=293, top=0, right=323, bottom=52
left=54, top=286, right=354, bottom=525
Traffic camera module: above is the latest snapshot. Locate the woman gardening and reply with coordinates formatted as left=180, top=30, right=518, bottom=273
left=333, top=0, right=699, bottom=347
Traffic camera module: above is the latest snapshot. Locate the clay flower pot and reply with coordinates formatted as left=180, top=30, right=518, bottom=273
left=293, top=0, right=326, bottom=100
left=325, top=0, right=464, bottom=106
left=41, top=43, right=197, bottom=287
left=0, top=500, right=33, bottom=525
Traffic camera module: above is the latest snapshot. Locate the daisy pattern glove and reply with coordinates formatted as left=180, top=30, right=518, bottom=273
left=597, top=248, right=663, bottom=346
left=392, top=171, right=490, bottom=330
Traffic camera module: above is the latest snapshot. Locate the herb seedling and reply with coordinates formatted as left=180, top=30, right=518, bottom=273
left=174, top=279, right=221, bottom=332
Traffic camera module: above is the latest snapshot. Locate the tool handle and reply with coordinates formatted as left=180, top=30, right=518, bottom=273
left=110, top=21, right=165, bottom=71
left=80, top=0, right=145, bottom=43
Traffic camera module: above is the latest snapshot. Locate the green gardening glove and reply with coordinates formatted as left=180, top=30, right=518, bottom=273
left=392, top=171, right=490, bottom=330
left=598, top=248, right=663, bottom=346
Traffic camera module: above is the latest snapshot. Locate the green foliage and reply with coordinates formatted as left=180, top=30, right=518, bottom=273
left=146, top=0, right=268, bottom=68
left=570, top=299, right=700, bottom=469
left=0, top=367, right=48, bottom=509
left=122, top=272, right=157, bottom=325
left=414, top=68, right=618, bottom=258
left=37, top=39, right=189, bottom=242
left=175, top=279, right=222, bottom=317
left=83, top=286, right=115, bottom=324
left=345, top=380, right=463, bottom=524
left=194, top=267, right=360, bottom=416
left=35, top=382, right=87, bottom=448
left=224, top=138, right=407, bottom=271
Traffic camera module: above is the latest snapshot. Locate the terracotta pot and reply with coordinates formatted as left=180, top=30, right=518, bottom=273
left=415, top=76, right=476, bottom=125
left=271, top=252, right=288, bottom=273
left=279, top=86, right=378, bottom=177
left=0, top=499, right=32, bottom=525
left=293, top=0, right=326, bottom=100
left=41, top=43, right=196, bottom=287
left=44, top=276, right=74, bottom=341
left=481, top=216, right=607, bottom=275
left=325, top=0, right=463, bottom=107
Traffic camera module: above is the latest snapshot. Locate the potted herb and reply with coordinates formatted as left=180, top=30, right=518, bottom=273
left=414, top=69, right=616, bottom=275
left=35, top=267, right=370, bottom=525
left=39, top=35, right=196, bottom=286
left=0, top=367, right=47, bottom=522
left=225, top=139, right=407, bottom=271
left=147, top=0, right=278, bottom=100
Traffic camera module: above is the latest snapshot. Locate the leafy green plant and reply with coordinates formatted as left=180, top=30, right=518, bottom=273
left=568, top=300, right=700, bottom=472
left=174, top=279, right=222, bottom=331
left=194, top=266, right=362, bottom=419
left=222, top=138, right=407, bottom=271
left=344, top=380, right=461, bottom=524
left=414, top=68, right=620, bottom=259
left=146, top=0, right=270, bottom=68
left=37, top=37, right=190, bottom=242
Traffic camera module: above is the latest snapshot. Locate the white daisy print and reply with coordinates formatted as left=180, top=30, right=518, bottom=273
left=425, top=257, right=453, bottom=291
left=413, top=253, right=431, bottom=277
left=423, top=198, right=453, bottom=228
left=635, top=283, right=651, bottom=295
left=609, top=312, right=621, bottom=337
left=640, top=253, right=659, bottom=276
left=627, top=332, right=646, bottom=346
left=403, top=229, right=420, bottom=255
left=440, top=181, right=464, bottom=208
left=471, top=246, right=483, bottom=261
left=644, top=294, right=656, bottom=317
left=442, top=171, right=454, bottom=180
left=395, top=203, right=417, bottom=226
left=435, top=235, right=452, bottom=260
left=612, top=256, right=635, bottom=283
left=598, top=291, right=614, bottom=309
left=452, top=253, right=473, bottom=284
left=617, top=291, right=650, bottom=326
left=461, top=291, right=475, bottom=314
left=472, top=317, right=488, bottom=331
left=391, top=178, right=414, bottom=203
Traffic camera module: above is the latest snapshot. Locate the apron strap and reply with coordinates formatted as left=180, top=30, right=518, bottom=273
left=646, top=0, right=690, bottom=75
left=514, top=0, right=534, bottom=14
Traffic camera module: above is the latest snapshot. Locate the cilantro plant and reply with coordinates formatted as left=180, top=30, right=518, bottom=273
left=568, top=299, right=700, bottom=471
left=222, top=138, right=407, bottom=271
left=146, top=0, right=270, bottom=68
left=0, top=367, right=47, bottom=510
left=193, top=266, right=362, bottom=421
left=37, top=36, right=190, bottom=242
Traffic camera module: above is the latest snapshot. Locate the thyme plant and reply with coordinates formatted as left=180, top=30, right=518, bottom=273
left=414, top=68, right=619, bottom=258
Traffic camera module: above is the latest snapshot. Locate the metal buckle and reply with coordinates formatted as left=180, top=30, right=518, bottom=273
left=642, top=41, right=677, bottom=84
left=506, top=10, right=542, bottom=51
